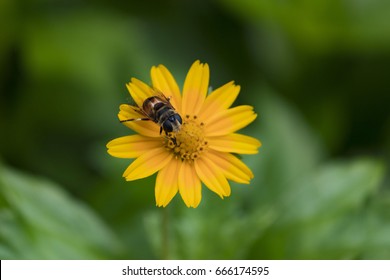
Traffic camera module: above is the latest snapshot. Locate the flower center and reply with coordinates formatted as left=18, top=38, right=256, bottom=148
left=165, top=114, right=208, bottom=162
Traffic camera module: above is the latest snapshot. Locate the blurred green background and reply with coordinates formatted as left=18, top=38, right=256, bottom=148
left=1, top=0, right=390, bottom=259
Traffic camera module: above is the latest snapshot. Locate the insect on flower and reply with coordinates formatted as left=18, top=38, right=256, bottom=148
left=107, top=60, right=262, bottom=208
left=120, top=90, right=183, bottom=136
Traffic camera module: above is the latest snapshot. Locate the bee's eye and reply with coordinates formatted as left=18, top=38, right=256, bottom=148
left=175, top=114, right=182, bottom=124
left=163, top=122, right=173, bottom=132
left=168, top=116, right=176, bottom=122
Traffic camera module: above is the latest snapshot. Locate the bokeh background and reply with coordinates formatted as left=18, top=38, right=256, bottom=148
left=1, top=0, right=390, bottom=259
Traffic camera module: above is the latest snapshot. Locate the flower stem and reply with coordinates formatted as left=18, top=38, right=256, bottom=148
left=162, top=207, right=169, bottom=260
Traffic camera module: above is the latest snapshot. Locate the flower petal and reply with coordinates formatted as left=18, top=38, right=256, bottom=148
left=118, top=104, right=160, bottom=137
left=182, top=60, right=209, bottom=116
left=155, top=159, right=180, bottom=207
left=206, top=150, right=254, bottom=184
left=123, top=147, right=173, bottom=181
left=208, top=133, right=262, bottom=154
left=126, top=78, right=155, bottom=108
left=204, top=105, right=257, bottom=136
left=178, top=160, right=201, bottom=208
left=107, top=135, right=162, bottom=158
left=198, top=81, right=240, bottom=120
left=195, top=156, right=231, bottom=198
left=151, top=64, right=182, bottom=113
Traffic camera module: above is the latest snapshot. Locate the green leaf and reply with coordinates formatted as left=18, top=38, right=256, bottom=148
left=248, top=158, right=385, bottom=259
left=246, top=87, right=324, bottom=201
left=278, top=159, right=384, bottom=225
left=361, top=190, right=390, bottom=259
left=0, top=164, right=122, bottom=259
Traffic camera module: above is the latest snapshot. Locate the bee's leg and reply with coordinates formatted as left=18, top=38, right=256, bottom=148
left=120, top=117, right=150, bottom=123
left=165, top=134, right=177, bottom=145
left=164, top=132, right=177, bottom=145
left=160, top=127, right=163, bottom=134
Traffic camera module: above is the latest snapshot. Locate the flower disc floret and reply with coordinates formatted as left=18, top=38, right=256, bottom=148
left=166, top=114, right=208, bottom=162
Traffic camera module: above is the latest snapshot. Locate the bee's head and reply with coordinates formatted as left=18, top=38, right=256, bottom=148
left=162, top=113, right=182, bottom=134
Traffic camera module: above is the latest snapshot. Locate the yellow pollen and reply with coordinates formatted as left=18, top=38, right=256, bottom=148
left=165, top=115, right=208, bottom=162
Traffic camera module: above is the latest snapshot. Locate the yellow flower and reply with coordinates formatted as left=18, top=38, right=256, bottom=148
left=107, top=60, right=261, bottom=208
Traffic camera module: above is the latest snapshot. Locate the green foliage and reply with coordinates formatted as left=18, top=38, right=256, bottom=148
left=0, top=164, right=122, bottom=259
left=219, top=0, right=390, bottom=52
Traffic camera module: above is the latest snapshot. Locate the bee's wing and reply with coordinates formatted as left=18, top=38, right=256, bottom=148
left=128, top=105, right=143, bottom=115
left=151, top=87, right=175, bottom=109
left=119, top=104, right=151, bottom=123
left=132, top=105, right=155, bottom=120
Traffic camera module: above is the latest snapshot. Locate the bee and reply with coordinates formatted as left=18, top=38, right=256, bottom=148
left=120, top=91, right=182, bottom=136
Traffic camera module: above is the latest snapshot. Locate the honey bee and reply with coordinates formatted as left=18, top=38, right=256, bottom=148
left=120, top=91, right=182, bottom=135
